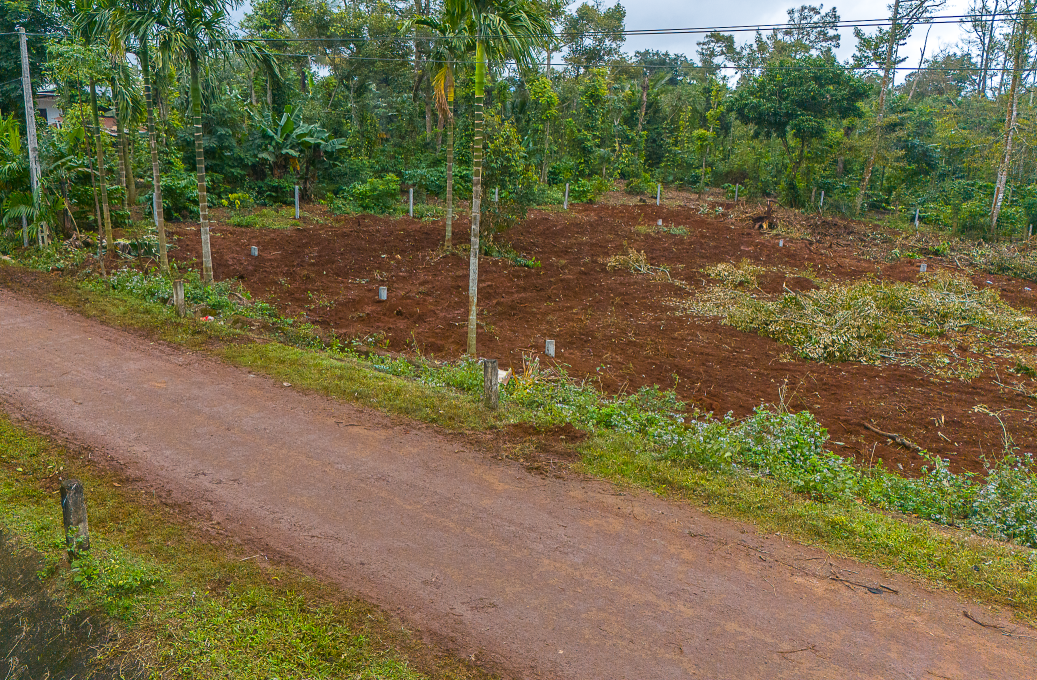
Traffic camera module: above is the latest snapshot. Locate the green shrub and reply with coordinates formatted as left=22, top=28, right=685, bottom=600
left=328, top=174, right=401, bottom=215
left=624, top=173, right=656, bottom=196
left=969, top=455, right=1037, bottom=546
left=568, top=177, right=610, bottom=204
left=483, top=117, right=539, bottom=234
left=221, top=192, right=256, bottom=211
left=736, top=408, right=853, bottom=500
left=141, top=169, right=198, bottom=222
left=246, top=178, right=296, bottom=206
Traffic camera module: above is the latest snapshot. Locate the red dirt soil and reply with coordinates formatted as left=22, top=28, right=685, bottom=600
left=168, top=202, right=1037, bottom=476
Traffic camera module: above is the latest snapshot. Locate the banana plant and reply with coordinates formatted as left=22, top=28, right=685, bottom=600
left=0, top=116, right=88, bottom=245
left=253, top=104, right=346, bottom=186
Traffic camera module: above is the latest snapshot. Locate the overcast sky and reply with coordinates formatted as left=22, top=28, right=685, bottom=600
left=611, top=0, right=971, bottom=81
left=232, top=0, right=974, bottom=81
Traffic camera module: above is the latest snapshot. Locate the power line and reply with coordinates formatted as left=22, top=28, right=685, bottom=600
left=246, top=11, right=1034, bottom=43
left=242, top=51, right=1030, bottom=76
left=9, top=10, right=1036, bottom=44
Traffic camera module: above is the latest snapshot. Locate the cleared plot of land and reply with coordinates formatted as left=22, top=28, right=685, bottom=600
left=0, top=289, right=1033, bottom=679
left=168, top=202, right=1037, bottom=476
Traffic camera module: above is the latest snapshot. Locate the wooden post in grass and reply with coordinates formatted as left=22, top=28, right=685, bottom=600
left=483, top=358, right=499, bottom=410
left=60, top=479, right=89, bottom=560
left=173, top=279, right=186, bottom=317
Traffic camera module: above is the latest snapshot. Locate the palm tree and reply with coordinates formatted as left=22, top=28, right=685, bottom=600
left=408, top=16, right=472, bottom=250
left=157, top=0, right=276, bottom=284
left=441, top=0, right=552, bottom=355
left=66, top=0, right=116, bottom=253
left=116, top=2, right=175, bottom=274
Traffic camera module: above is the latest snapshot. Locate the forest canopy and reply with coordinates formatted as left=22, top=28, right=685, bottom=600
left=2, top=0, right=1037, bottom=255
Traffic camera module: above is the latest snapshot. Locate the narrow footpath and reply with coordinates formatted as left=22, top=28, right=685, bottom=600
left=0, top=288, right=1032, bottom=679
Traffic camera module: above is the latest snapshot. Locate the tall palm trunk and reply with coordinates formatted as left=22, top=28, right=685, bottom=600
left=141, top=42, right=169, bottom=274
left=120, top=108, right=137, bottom=209
left=636, top=70, right=648, bottom=167
left=991, top=2, right=1032, bottom=233
left=445, top=96, right=454, bottom=248
left=541, top=49, right=552, bottom=182
left=85, top=126, right=106, bottom=277
left=855, top=0, right=901, bottom=215
left=111, top=74, right=128, bottom=208
left=112, top=85, right=127, bottom=206
left=90, top=79, right=114, bottom=251
left=466, top=40, right=486, bottom=355
left=190, top=52, right=214, bottom=284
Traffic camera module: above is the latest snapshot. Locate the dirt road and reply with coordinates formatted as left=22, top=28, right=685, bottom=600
left=0, top=287, right=1032, bottom=679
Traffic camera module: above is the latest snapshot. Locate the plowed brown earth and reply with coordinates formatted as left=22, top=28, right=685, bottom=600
left=169, top=202, right=1037, bottom=476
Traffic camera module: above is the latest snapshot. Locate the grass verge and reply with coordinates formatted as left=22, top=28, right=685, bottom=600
left=0, top=413, right=492, bottom=680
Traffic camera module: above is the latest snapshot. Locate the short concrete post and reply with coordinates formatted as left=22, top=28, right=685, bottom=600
left=920, top=262, right=928, bottom=273
left=250, top=246, right=258, bottom=257
left=483, top=358, right=499, bottom=410
left=545, top=339, right=555, bottom=357
left=914, top=208, right=919, bottom=230
left=820, top=190, right=825, bottom=211
left=494, top=187, right=499, bottom=202
left=657, top=219, right=663, bottom=226
left=1029, top=224, right=1033, bottom=240
left=564, top=183, right=569, bottom=210
left=60, top=479, right=89, bottom=560
left=656, top=183, right=661, bottom=206
left=377, top=286, right=387, bottom=301
left=172, top=279, right=186, bottom=317
left=294, top=185, right=300, bottom=219
left=734, top=184, right=739, bottom=202
left=409, top=187, right=414, bottom=217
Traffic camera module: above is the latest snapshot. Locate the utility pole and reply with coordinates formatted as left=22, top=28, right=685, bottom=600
left=17, top=26, right=45, bottom=245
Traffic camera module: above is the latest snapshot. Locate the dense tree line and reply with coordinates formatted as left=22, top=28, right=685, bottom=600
left=4, top=0, right=1037, bottom=264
